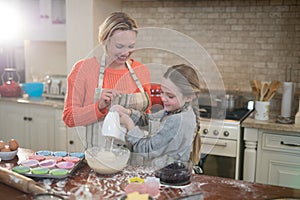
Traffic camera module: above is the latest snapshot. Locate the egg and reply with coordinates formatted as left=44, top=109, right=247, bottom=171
left=1, top=145, right=11, bottom=152
left=0, top=140, right=6, bottom=150
left=9, top=139, right=19, bottom=151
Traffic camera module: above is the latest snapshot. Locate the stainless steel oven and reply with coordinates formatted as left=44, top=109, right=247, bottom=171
left=198, top=105, right=252, bottom=180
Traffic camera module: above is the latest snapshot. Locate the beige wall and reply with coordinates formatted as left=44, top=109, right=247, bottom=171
left=24, top=40, right=66, bottom=82
left=122, top=0, right=300, bottom=95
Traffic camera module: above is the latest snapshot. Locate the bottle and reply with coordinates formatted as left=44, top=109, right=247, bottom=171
left=295, top=96, right=300, bottom=126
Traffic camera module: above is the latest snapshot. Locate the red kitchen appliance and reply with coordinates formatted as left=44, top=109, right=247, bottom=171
left=150, top=83, right=163, bottom=112
left=150, top=83, right=163, bottom=106
left=0, top=68, right=22, bottom=97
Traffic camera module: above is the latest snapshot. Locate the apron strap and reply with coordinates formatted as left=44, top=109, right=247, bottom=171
left=94, top=55, right=146, bottom=102
left=94, top=54, right=106, bottom=102
left=126, top=61, right=145, bottom=93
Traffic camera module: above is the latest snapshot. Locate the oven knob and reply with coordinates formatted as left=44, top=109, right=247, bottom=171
left=213, top=130, right=219, bottom=136
left=223, top=131, right=230, bottom=137
left=203, top=129, right=209, bottom=135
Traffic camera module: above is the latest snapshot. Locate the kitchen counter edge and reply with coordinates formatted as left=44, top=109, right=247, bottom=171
left=242, top=115, right=300, bottom=133
left=0, top=96, right=64, bottom=109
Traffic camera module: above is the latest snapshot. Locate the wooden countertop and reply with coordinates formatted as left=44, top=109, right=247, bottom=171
left=1, top=148, right=300, bottom=200
left=242, top=114, right=300, bottom=133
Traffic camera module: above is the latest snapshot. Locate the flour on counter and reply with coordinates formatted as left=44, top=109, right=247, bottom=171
left=220, top=179, right=253, bottom=192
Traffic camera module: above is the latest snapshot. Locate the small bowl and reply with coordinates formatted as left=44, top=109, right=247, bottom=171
left=39, top=159, right=56, bottom=169
left=56, top=161, right=75, bottom=169
left=46, top=156, right=63, bottom=162
left=22, top=82, right=44, bottom=97
left=36, top=150, right=52, bottom=156
left=12, top=165, right=30, bottom=174
left=50, top=168, right=69, bottom=176
left=53, top=151, right=68, bottom=157
left=63, top=156, right=80, bottom=163
left=21, top=159, right=39, bottom=167
left=32, top=167, right=49, bottom=175
left=29, top=155, right=45, bottom=161
left=85, top=145, right=130, bottom=174
left=0, top=149, right=18, bottom=161
left=69, top=152, right=85, bottom=158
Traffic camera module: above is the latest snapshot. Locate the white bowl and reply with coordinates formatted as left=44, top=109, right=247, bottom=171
left=0, top=149, right=18, bottom=161
left=85, top=146, right=130, bottom=174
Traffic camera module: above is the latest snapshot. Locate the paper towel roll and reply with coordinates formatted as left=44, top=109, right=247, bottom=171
left=281, top=82, right=294, bottom=118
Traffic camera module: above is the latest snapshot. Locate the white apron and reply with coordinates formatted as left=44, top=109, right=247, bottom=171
left=80, top=55, right=150, bottom=150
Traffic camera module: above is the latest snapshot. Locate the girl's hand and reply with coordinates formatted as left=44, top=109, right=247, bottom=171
left=98, top=89, right=119, bottom=110
left=119, top=114, right=135, bottom=131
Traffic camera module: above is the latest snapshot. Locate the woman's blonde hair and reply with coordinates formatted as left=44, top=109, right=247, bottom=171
left=98, top=12, right=138, bottom=44
left=163, top=64, right=202, bottom=164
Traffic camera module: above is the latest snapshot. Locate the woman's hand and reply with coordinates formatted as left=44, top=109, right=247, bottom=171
left=98, top=89, right=119, bottom=110
left=110, top=105, right=131, bottom=116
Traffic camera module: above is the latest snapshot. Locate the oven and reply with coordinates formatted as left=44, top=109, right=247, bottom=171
left=198, top=105, right=252, bottom=180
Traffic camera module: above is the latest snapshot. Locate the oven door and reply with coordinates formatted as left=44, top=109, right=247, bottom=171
left=199, top=137, right=237, bottom=179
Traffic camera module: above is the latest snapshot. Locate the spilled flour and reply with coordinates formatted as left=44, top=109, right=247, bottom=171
left=37, top=166, right=206, bottom=199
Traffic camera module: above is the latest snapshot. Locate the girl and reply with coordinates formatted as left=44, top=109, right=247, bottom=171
left=114, top=64, right=201, bottom=168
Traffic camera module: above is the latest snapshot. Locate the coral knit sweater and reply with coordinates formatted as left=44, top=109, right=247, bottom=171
left=63, top=57, right=151, bottom=127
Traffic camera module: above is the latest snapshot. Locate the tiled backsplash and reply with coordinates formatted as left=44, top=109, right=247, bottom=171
left=122, top=0, right=300, bottom=116
left=122, top=0, right=300, bottom=93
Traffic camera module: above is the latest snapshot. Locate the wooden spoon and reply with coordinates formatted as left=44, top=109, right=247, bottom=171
left=254, top=80, right=261, bottom=101
left=249, top=80, right=259, bottom=100
left=260, top=82, right=269, bottom=101
left=263, top=81, right=281, bottom=101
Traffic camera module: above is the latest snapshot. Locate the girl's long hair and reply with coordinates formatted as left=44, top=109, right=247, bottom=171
left=163, top=64, right=201, bottom=164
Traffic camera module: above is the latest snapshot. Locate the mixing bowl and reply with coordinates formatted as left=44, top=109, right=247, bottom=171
left=22, top=82, right=44, bottom=97
left=85, top=146, right=130, bottom=174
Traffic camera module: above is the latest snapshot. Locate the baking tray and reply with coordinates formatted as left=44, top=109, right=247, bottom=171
left=13, top=150, right=84, bottom=179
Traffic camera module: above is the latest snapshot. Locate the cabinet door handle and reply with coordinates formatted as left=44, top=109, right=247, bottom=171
left=69, top=140, right=74, bottom=145
left=202, top=141, right=227, bottom=147
left=28, top=117, right=32, bottom=121
left=24, top=117, right=27, bottom=120
left=280, top=141, right=300, bottom=147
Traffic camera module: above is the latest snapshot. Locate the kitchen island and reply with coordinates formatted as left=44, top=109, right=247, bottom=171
left=1, top=148, right=300, bottom=200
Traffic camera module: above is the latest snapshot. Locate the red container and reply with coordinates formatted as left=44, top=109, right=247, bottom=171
left=150, top=83, right=163, bottom=106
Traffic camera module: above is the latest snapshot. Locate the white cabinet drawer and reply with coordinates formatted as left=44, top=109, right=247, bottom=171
left=262, top=133, right=300, bottom=154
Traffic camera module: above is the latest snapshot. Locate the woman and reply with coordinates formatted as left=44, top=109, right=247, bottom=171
left=62, top=12, right=151, bottom=148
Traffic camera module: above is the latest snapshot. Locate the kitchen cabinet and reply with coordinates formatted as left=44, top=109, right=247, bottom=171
left=54, top=108, right=68, bottom=151
left=0, top=101, right=67, bottom=151
left=256, top=130, right=300, bottom=189
left=243, top=127, right=300, bottom=189
left=20, top=0, right=66, bottom=41
left=67, top=127, right=85, bottom=152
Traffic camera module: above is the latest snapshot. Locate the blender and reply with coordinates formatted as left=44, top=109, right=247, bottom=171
left=101, top=110, right=127, bottom=150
